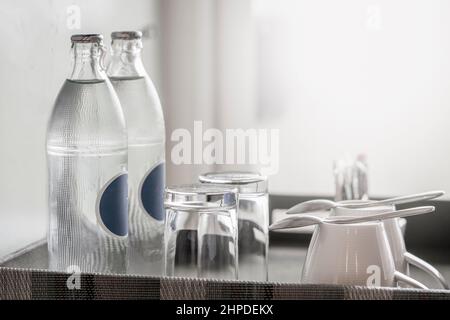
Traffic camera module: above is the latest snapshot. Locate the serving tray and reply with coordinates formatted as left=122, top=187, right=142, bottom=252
left=1, top=240, right=449, bottom=300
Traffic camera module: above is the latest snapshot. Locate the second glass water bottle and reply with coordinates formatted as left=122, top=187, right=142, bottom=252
left=107, top=31, right=166, bottom=275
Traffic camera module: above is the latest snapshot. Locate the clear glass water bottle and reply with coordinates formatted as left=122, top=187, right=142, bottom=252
left=107, top=31, right=165, bottom=275
left=46, top=34, right=128, bottom=274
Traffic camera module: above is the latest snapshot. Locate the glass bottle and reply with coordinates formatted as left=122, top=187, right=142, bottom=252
left=107, top=31, right=165, bottom=275
left=46, top=34, right=128, bottom=274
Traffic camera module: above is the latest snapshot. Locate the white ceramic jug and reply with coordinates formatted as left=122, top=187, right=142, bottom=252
left=331, top=200, right=448, bottom=289
left=301, top=220, right=427, bottom=289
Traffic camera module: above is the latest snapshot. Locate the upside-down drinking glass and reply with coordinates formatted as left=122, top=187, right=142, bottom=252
left=164, top=184, right=238, bottom=280
left=199, top=172, right=269, bottom=281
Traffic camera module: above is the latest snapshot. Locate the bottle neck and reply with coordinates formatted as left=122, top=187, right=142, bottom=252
left=69, top=42, right=107, bottom=81
left=107, top=39, right=147, bottom=79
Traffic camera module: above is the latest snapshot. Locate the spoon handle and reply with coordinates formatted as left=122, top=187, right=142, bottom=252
left=270, top=206, right=434, bottom=230
left=343, top=190, right=444, bottom=208
left=327, top=206, right=435, bottom=224
left=285, top=199, right=335, bottom=215
left=269, top=215, right=324, bottom=230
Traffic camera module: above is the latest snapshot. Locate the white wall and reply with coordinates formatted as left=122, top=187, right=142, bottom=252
left=161, top=0, right=219, bottom=185
left=204, top=0, right=450, bottom=199
left=0, top=0, right=160, bottom=257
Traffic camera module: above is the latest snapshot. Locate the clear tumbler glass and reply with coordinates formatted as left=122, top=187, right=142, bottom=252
left=199, top=172, right=269, bottom=281
left=164, top=184, right=238, bottom=280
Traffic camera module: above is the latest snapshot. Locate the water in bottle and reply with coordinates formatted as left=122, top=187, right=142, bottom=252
left=107, top=31, right=165, bottom=275
left=46, top=34, right=128, bottom=274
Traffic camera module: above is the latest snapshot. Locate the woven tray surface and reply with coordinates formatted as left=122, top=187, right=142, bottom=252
left=1, top=267, right=449, bottom=300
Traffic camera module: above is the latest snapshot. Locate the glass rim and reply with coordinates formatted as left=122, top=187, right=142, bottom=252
left=199, top=171, right=268, bottom=194
left=199, top=171, right=267, bottom=185
left=164, top=184, right=237, bottom=211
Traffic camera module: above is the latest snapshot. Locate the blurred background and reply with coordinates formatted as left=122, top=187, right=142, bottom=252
left=1, top=0, right=450, bottom=258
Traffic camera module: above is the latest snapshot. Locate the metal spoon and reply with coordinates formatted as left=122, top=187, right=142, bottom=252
left=270, top=206, right=435, bottom=231
left=285, top=190, right=444, bottom=215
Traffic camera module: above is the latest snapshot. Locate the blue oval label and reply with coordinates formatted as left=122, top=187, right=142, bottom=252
left=97, top=173, right=128, bottom=237
left=139, top=162, right=165, bottom=221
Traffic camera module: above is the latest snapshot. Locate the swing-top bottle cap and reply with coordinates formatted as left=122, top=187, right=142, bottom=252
left=111, top=31, right=143, bottom=40
left=71, top=34, right=104, bottom=44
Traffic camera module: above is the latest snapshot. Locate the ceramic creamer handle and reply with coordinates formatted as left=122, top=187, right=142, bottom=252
left=394, top=271, right=428, bottom=290
left=404, top=252, right=449, bottom=290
